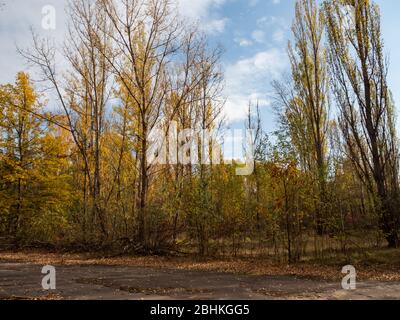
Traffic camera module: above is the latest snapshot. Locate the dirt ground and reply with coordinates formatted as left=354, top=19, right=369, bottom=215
left=1, top=252, right=400, bottom=300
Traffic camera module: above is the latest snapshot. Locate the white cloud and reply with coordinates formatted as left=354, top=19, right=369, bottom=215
left=226, top=49, right=287, bottom=83
left=234, top=37, right=253, bottom=47
left=249, top=0, right=259, bottom=7
left=202, top=18, right=229, bottom=34
left=273, top=29, right=285, bottom=42
left=254, top=15, right=289, bottom=44
left=223, top=48, right=288, bottom=122
left=178, top=0, right=226, bottom=18
left=257, top=15, right=287, bottom=29
left=177, top=0, right=228, bottom=34
left=251, top=29, right=266, bottom=43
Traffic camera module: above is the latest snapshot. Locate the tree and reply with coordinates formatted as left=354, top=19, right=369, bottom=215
left=324, top=0, right=400, bottom=247
left=19, top=0, right=114, bottom=241
left=97, top=0, right=183, bottom=245
left=274, top=0, right=329, bottom=235
left=63, top=0, right=113, bottom=239
left=244, top=103, right=269, bottom=244
left=0, top=72, right=71, bottom=242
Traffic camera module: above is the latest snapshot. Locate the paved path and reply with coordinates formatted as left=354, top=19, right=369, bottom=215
left=0, top=262, right=399, bottom=300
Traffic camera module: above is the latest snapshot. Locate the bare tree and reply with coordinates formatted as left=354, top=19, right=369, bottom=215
left=20, top=0, right=113, bottom=240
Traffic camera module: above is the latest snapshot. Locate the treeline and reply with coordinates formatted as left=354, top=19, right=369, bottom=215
left=0, top=0, right=399, bottom=261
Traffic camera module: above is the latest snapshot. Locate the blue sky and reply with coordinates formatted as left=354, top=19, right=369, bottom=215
left=1, top=0, right=400, bottom=133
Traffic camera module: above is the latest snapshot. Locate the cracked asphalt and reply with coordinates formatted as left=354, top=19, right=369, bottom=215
left=0, top=262, right=399, bottom=300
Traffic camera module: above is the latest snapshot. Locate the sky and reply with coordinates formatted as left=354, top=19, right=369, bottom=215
left=1, top=0, right=400, bottom=133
